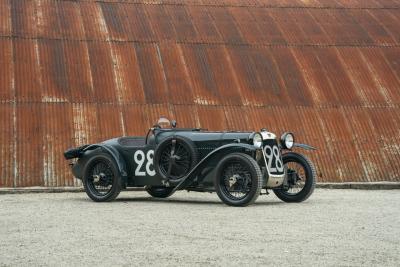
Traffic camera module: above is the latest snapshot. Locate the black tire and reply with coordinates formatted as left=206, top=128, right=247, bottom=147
left=214, top=153, right=262, bottom=207
left=82, top=153, right=122, bottom=202
left=154, top=136, right=198, bottom=182
left=145, top=186, right=174, bottom=198
left=273, top=152, right=316, bottom=203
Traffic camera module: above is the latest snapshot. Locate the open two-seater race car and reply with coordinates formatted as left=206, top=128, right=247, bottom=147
left=64, top=118, right=317, bottom=206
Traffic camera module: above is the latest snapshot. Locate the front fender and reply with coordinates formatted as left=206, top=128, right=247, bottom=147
left=168, top=143, right=258, bottom=194
left=293, top=143, right=316, bottom=151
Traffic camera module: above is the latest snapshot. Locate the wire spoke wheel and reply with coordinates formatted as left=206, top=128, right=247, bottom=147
left=87, top=159, right=115, bottom=197
left=159, top=142, right=191, bottom=179
left=215, top=153, right=262, bottom=207
left=221, top=161, right=252, bottom=201
left=272, top=152, right=316, bottom=203
left=285, top=162, right=307, bottom=195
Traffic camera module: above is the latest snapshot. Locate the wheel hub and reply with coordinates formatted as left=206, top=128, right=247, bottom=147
left=228, top=174, right=240, bottom=188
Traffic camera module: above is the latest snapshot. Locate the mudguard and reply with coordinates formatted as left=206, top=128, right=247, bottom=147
left=83, top=144, right=128, bottom=183
left=167, top=143, right=259, bottom=196
left=293, top=143, right=316, bottom=150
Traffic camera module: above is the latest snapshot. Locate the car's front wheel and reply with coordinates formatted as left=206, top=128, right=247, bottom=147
left=145, top=186, right=173, bottom=198
left=273, top=152, right=316, bottom=202
left=82, top=153, right=122, bottom=202
left=214, top=153, right=262, bottom=207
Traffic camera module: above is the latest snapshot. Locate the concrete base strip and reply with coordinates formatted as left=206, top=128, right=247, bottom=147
left=0, top=182, right=399, bottom=194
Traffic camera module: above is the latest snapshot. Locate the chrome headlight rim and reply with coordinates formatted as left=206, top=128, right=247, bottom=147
left=252, top=132, right=263, bottom=148
left=281, top=132, right=295, bottom=150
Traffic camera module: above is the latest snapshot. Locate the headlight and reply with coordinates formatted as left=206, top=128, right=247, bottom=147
left=253, top=133, right=263, bottom=148
left=281, top=132, right=294, bottom=149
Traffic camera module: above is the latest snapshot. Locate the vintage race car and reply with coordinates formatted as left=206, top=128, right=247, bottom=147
left=64, top=118, right=317, bottom=206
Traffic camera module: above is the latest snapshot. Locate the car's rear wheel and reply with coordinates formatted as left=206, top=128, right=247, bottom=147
left=273, top=152, right=316, bottom=202
left=214, top=153, right=262, bottom=207
left=82, top=153, right=122, bottom=202
left=145, top=186, right=174, bottom=198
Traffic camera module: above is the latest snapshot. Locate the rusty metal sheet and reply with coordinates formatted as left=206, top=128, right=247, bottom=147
left=186, top=5, right=222, bottom=43
left=158, top=43, right=195, bottom=104
left=248, top=8, right=286, bottom=44
left=336, top=47, right=389, bottom=105
left=145, top=104, right=173, bottom=127
left=223, top=106, right=249, bottom=131
left=124, top=3, right=155, bottom=41
left=313, top=48, right=361, bottom=105
left=381, top=47, right=400, bottom=82
left=99, top=2, right=128, bottom=41
left=2, top=0, right=400, bottom=188
left=97, top=104, right=124, bottom=141
left=290, top=47, right=336, bottom=105
left=87, top=41, right=117, bottom=101
left=171, top=105, right=200, bottom=129
left=42, top=103, right=74, bottom=187
left=197, top=105, right=227, bottom=130
left=0, top=104, right=14, bottom=187
left=206, top=45, right=243, bottom=105
left=227, top=46, right=285, bottom=106
left=368, top=108, right=400, bottom=181
left=63, top=40, right=94, bottom=102
left=165, top=5, right=198, bottom=42
left=268, top=9, right=309, bottom=45
left=57, top=0, right=86, bottom=40
left=360, top=47, right=400, bottom=105
left=122, top=104, right=149, bottom=136
left=35, top=0, right=61, bottom=39
left=180, top=44, right=220, bottom=105
left=228, top=7, right=264, bottom=44
left=293, top=9, right=331, bottom=45
left=0, top=0, right=11, bottom=36
left=11, top=0, right=37, bottom=38
left=208, top=6, right=244, bottom=44
left=145, top=4, right=177, bottom=41
left=72, top=103, right=99, bottom=146
left=38, top=39, right=70, bottom=102
left=134, top=43, right=169, bottom=104
left=110, top=42, right=146, bottom=104
left=16, top=104, right=43, bottom=187
left=350, top=9, right=396, bottom=45
left=271, top=47, right=312, bottom=106
left=0, top=39, right=13, bottom=102
left=13, top=39, right=42, bottom=102
left=79, top=1, right=109, bottom=40
left=367, top=9, right=400, bottom=43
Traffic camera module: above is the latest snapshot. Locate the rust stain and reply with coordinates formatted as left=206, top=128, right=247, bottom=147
left=1, top=0, right=400, bottom=187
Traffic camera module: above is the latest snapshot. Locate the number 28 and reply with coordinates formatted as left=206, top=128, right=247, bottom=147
left=133, top=150, right=155, bottom=176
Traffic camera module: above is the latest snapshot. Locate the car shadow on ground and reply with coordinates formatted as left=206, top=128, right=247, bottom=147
left=111, top=196, right=285, bottom=206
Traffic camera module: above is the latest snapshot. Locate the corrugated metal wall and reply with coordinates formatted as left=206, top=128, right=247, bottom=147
left=1, top=0, right=400, bottom=187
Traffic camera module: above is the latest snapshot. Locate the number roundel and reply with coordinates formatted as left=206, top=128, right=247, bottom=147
left=133, top=150, right=155, bottom=176
left=263, top=145, right=284, bottom=173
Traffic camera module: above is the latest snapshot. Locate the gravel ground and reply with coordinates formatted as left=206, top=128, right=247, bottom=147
left=0, top=189, right=399, bottom=266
